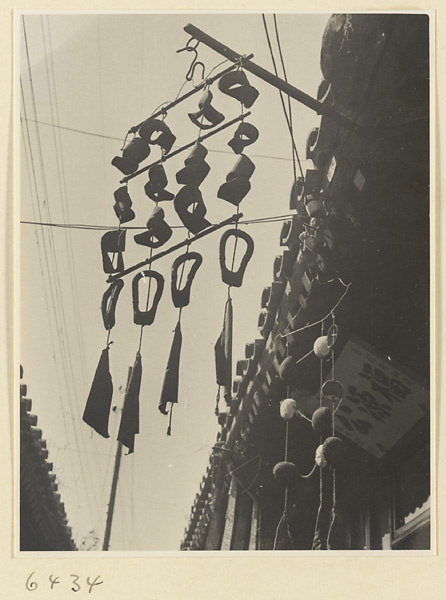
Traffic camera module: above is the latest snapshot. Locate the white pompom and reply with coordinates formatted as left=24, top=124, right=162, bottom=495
left=315, top=444, right=327, bottom=468
left=280, top=398, right=297, bottom=421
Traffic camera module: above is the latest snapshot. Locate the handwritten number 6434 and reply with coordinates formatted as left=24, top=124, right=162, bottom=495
left=26, top=572, right=103, bottom=593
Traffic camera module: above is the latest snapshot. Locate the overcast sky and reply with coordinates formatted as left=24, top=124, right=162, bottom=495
left=19, top=11, right=328, bottom=551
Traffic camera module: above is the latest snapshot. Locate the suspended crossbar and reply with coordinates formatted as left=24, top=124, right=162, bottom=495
left=120, top=111, right=251, bottom=184
left=128, top=55, right=254, bottom=135
left=183, top=23, right=367, bottom=137
left=107, top=212, right=243, bottom=283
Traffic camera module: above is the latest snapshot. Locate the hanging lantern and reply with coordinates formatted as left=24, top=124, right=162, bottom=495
left=279, top=356, right=295, bottom=382
left=311, top=406, right=332, bottom=435
left=219, top=228, right=254, bottom=287
left=273, top=461, right=297, bottom=485
left=322, top=436, right=345, bottom=468
left=280, top=398, right=297, bottom=421
left=321, top=379, right=344, bottom=402
left=313, top=335, right=331, bottom=358
left=315, top=444, right=327, bottom=468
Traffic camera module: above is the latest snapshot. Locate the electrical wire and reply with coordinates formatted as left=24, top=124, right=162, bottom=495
left=261, top=14, right=307, bottom=191
left=20, top=213, right=297, bottom=230
left=20, top=117, right=304, bottom=163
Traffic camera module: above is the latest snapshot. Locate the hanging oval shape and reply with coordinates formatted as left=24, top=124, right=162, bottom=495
left=219, top=228, right=254, bottom=288
left=132, top=270, right=164, bottom=326
left=101, top=279, right=124, bottom=331
left=171, top=252, right=203, bottom=308
left=101, top=229, right=126, bottom=274
left=321, top=379, right=344, bottom=401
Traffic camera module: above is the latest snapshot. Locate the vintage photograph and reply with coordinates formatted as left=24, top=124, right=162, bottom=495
left=18, top=11, right=431, bottom=553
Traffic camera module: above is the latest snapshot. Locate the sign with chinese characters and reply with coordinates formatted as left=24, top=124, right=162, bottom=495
left=323, top=338, right=429, bottom=459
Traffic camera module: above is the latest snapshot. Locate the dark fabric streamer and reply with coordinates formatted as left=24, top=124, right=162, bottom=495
left=214, top=297, right=233, bottom=405
left=82, top=347, right=113, bottom=439
left=159, top=322, right=182, bottom=415
left=117, top=352, right=142, bottom=454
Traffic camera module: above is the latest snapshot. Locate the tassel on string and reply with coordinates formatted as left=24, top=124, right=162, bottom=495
left=167, top=403, right=174, bottom=437
left=159, top=321, right=182, bottom=415
left=82, top=346, right=113, bottom=439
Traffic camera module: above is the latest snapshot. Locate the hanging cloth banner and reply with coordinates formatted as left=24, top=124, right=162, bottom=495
left=117, top=352, right=142, bottom=454
left=82, top=347, right=113, bottom=439
left=215, top=297, right=233, bottom=405
left=158, top=321, right=183, bottom=415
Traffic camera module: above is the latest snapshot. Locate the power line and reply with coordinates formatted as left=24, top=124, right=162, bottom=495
left=19, top=116, right=303, bottom=163
left=261, top=14, right=307, bottom=189
left=20, top=214, right=296, bottom=230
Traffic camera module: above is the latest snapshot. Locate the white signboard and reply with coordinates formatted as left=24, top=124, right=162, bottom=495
left=324, top=338, right=429, bottom=459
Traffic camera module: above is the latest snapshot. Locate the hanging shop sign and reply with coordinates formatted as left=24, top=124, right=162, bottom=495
left=322, top=337, right=429, bottom=459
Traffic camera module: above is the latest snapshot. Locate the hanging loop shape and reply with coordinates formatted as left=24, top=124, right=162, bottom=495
left=171, top=251, right=203, bottom=308
left=134, top=206, right=173, bottom=249
left=132, top=270, right=164, bottom=326
left=228, top=122, right=259, bottom=154
left=144, top=164, right=174, bottom=202
left=218, top=70, right=259, bottom=109
left=177, top=36, right=204, bottom=82
left=113, top=187, right=135, bottom=224
left=101, top=279, right=124, bottom=331
left=101, top=229, right=127, bottom=274
left=219, top=228, right=254, bottom=287
left=321, top=379, right=344, bottom=402
left=188, top=89, right=225, bottom=130
left=174, top=186, right=211, bottom=234
left=138, top=118, right=176, bottom=154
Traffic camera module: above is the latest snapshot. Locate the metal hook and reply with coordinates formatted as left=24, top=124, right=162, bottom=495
left=177, top=37, right=205, bottom=82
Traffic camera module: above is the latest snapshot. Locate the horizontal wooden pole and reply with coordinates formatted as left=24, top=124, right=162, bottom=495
left=184, top=23, right=366, bottom=137
left=107, top=212, right=243, bottom=283
left=120, top=112, right=251, bottom=184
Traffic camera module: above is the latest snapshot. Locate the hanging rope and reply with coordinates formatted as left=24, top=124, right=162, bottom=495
left=277, top=281, right=351, bottom=340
